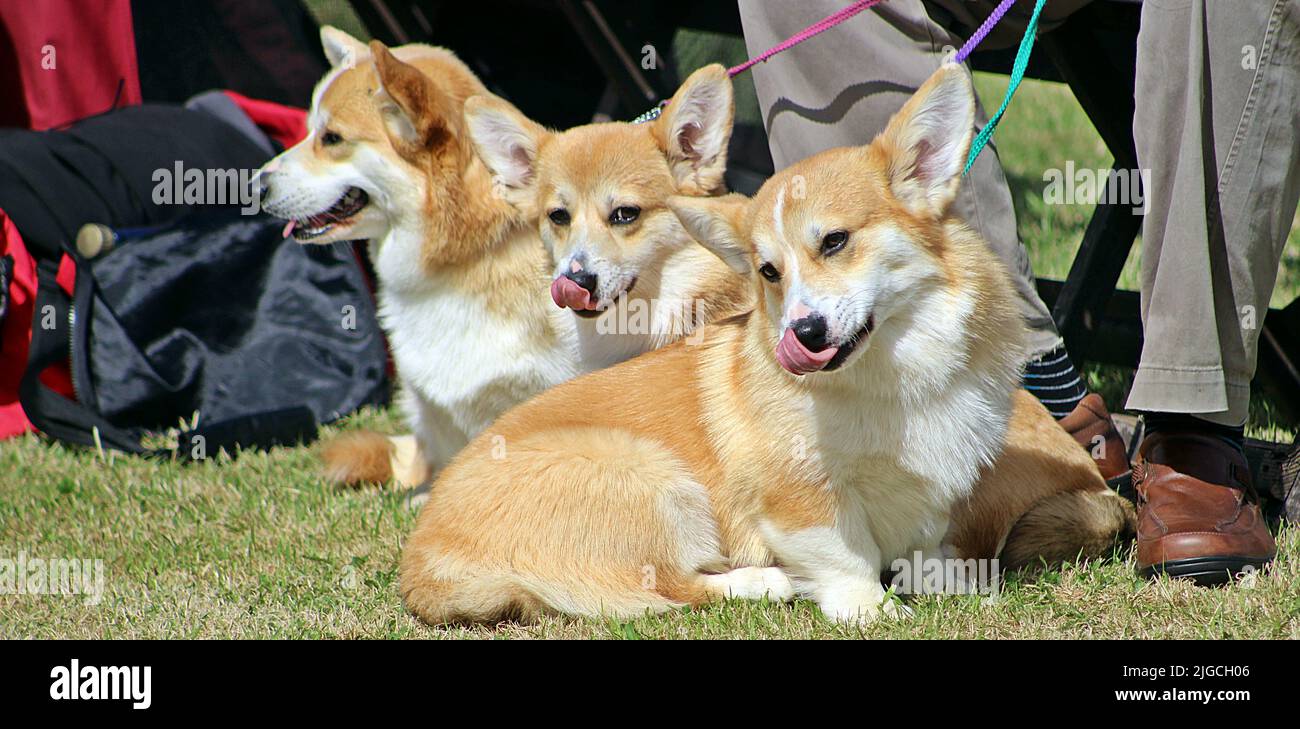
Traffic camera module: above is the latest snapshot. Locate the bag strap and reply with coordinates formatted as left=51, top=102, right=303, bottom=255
left=18, top=257, right=149, bottom=453
left=21, top=255, right=322, bottom=458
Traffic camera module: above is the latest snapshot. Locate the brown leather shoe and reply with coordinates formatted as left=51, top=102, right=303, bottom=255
left=1060, top=393, right=1132, bottom=492
left=1134, top=431, right=1276, bottom=585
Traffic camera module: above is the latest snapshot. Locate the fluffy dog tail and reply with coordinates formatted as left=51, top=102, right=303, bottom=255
left=999, top=489, right=1137, bottom=571
left=320, top=431, right=427, bottom=488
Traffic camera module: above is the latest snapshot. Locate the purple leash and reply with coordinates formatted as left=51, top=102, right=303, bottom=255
left=634, top=0, right=1042, bottom=172
left=953, top=0, right=1018, bottom=64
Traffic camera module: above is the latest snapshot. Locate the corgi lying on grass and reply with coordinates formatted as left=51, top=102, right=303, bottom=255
left=398, top=64, right=1134, bottom=625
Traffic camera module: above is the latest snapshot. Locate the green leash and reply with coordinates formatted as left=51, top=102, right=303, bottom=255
left=962, top=0, right=1049, bottom=176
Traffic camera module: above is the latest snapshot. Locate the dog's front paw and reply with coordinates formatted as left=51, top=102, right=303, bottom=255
left=818, top=584, right=905, bottom=626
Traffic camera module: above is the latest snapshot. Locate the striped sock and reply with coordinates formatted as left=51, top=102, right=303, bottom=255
left=1023, top=345, right=1087, bottom=419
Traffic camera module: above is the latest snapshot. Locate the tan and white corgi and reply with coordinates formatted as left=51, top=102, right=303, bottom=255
left=258, top=28, right=579, bottom=486
left=399, top=64, right=1133, bottom=626
left=464, top=64, right=750, bottom=370
left=274, top=51, right=751, bottom=488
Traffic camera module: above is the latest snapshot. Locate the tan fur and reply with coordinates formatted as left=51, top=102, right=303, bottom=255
left=947, top=389, right=1136, bottom=565
left=320, top=432, right=430, bottom=488
left=400, top=322, right=760, bottom=623
left=465, top=65, right=751, bottom=360
left=320, top=431, right=395, bottom=486
left=998, top=489, right=1137, bottom=571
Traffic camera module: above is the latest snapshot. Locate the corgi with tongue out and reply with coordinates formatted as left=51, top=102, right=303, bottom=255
left=400, top=65, right=1131, bottom=627
left=264, top=42, right=752, bottom=491
left=465, top=64, right=750, bottom=370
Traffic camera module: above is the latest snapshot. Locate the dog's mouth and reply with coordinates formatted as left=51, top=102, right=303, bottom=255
left=283, top=187, right=370, bottom=241
left=551, top=276, right=638, bottom=319
left=775, top=314, right=875, bottom=375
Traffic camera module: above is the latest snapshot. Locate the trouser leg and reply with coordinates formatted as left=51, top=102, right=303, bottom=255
left=1124, top=0, right=1300, bottom=426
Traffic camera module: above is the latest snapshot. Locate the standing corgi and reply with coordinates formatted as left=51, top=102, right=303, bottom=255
left=464, top=64, right=750, bottom=370
left=258, top=29, right=579, bottom=486
left=399, top=64, right=1133, bottom=626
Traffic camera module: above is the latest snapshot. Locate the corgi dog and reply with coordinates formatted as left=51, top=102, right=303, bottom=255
left=464, top=64, right=750, bottom=370
left=398, top=65, right=1134, bottom=626
left=271, top=48, right=751, bottom=488
left=258, top=28, right=579, bottom=486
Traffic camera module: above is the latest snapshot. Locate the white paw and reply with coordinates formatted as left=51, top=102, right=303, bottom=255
left=819, top=583, right=913, bottom=625
left=705, top=567, right=796, bottom=602
left=823, top=600, right=882, bottom=625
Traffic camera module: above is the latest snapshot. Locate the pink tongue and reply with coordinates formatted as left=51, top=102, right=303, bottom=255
left=550, top=276, right=595, bottom=310
left=282, top=220, right=296, bottom=239
left=775, top=328, right=838, bottom=375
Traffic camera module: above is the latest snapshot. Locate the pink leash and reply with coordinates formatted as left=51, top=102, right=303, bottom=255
left=726, top=0, right=886, bottom=77
left=728, top=0, right=1017, bottom=76
left=637, top=0, right=1030, bottom=172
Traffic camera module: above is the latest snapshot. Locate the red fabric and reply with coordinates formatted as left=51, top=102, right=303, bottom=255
left=0, top=0, right=142, bottom=130
left=222, top=90, right=309, bottom=148
left=1, top=210, right=75, bottom=440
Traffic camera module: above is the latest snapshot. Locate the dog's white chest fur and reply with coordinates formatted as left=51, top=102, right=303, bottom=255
left=813, top=373, right=1010, bottom=562
left=836, top=300, right=1009, bottom=556
left=374, top=227, right=579, bottom=468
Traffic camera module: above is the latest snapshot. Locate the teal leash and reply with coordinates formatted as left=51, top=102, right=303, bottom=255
left=962, top=0, right=1049, bottom=176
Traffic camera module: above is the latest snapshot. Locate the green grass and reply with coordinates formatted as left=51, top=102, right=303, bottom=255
left=3, top=406, right=1298, bottom=639
left=3, top=47, right=1299, bottom=639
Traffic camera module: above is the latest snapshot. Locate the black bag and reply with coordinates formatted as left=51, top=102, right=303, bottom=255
left=2, top=104, right=389, bottom=457
left=20, top=215, right=388, bottom=457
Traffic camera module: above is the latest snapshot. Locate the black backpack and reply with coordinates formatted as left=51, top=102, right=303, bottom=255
left=1, top=103, right=389, bottom=458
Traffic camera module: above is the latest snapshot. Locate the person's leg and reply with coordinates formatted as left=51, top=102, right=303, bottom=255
left=1127, top=0, right=1300, bottom=583
left=1126, top=0, right=1300, bottom=425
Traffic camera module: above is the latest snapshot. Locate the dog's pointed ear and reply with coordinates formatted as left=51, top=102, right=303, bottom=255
left=655, top=64, right=734, bottom=195
left=321, top=26, right=368, bottom=68
left=370, top=40, right=453, bottom=156
left=668, top=194, right=751, bottom=275
left=875, top=63, right=975, bottom=217
left=464, top=94, right=549, bottom=211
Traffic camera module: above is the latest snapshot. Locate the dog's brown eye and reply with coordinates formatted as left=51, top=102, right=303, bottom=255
left=759, top=263, right=781, bottom=283
left=821, top=230, right=849, bottom=256
left=548, top=208, right=571, bottom=226
left=609, top=206, right=640, bottom=225
left=321, top=130, right=343, bottom=146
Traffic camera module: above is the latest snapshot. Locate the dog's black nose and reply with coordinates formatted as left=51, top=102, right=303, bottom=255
left=791, top=314, right=830, bottom=351
left=258, top=179, right=272, bottom=205
left=564, top=269, right=598, bottom=295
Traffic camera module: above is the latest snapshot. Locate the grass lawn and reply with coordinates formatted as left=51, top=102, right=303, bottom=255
left=2, top=31, right=1298, bottom=638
